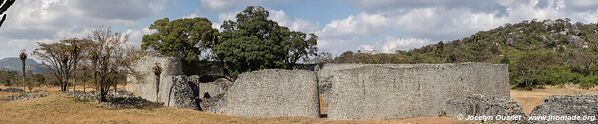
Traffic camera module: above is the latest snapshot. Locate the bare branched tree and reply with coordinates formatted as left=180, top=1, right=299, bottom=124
left=87, top=26, right=136, bottom=102
left=63, top=39, right=92, bottom=92
left=34, top=38, right=90, bottom=91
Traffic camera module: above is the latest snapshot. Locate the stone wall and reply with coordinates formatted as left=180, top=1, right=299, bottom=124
left=325, top=63, right=510, bottom=119
left=125, top=56, right=183, bottom=107
left=169, top=75, right=201, bottom=109
left=197, top=78, right=233, bottom=99
left=209, top=69, right=320, bottom=118
left=529, top=95, right=598, bottom=124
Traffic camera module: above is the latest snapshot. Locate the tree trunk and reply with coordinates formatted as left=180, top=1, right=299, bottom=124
left=73, top=76, right=76, bottom=92
left=21, top=60, right=26, bottom=91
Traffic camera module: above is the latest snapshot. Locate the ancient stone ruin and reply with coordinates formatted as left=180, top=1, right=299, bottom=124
left=126, top=56, right=513, bottom=120
left=209, top=69, right=320, bottom=117
left=528, top=95, right=598, bottom=124
left=125, top=56, right=183, bottom=106
left=323, top=63, right=510, bottom=119
left=446, top=94, right=526, bottom=123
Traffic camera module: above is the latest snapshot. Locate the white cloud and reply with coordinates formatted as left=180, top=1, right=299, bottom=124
left=0, top=0, right=166, bottom=59
left=358, top=44, right=375, bottom=52
left=380, top=37, right=431, bottom=52
left=318, top=12, right=389, bottom=37
left=268, top=9, right=319, bottom=32
left=200, top=0, right=239, bottom=10
left=356, top=37, right=431, bottom=53
left=71, top=0, right=166, bottom=20
left=313, top=0, right=598, bottom=55
left=212, top=10, right=239, bottom=30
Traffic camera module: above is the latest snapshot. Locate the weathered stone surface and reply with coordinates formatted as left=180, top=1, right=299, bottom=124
left=210, top=69, right=320, bottom=118
left=196, top=77, right=232, bottom=99
left=528, top=95, right=598, bottom=124
left=125, top=56, right=183, bottom=107
left=99, top=96, right=162, bottom=109
left=3, top=92, right=48, bottom=101
left=446, top=94, right=525, bottom=122
left=1, top=87, right=24, bottom=92
left=326, top=63, right=510, bottom=119
left=168, top=75, right=201, bottom=110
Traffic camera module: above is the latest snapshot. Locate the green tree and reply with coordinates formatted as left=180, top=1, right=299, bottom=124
left=213, top=6, right=318, bottom=76
left=510, top=50, right=558, bottom=89
left=141, top=17, right=219, bottom=73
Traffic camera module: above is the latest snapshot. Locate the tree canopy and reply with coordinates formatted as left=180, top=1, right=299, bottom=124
left=141, top=17, right=219, bottom=67
left=213, top=6, right=317, bottom=76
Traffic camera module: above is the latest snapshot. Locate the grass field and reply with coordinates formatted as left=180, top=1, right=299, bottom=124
left=1, top=85, right=597, bottom=124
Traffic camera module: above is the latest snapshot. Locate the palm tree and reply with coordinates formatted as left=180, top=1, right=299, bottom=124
left=19, top=49, right=27, bottom=91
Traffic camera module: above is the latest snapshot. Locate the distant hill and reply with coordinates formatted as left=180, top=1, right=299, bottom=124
left=335, top=19, right=598, bottom=89
left=0, top=57, right=49, bottom=74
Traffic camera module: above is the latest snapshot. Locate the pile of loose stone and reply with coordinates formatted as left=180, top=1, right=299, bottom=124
left=2, top=89, right=49, bottom=101
left=445, top=94, right=526, bottom=123
left=99, top=96, right=162, bottom=109
left=64, top=90, right=161, bottom=109
left=528, top=94, right=598, bottom=124
left=1, top=87, right=24, bottom=92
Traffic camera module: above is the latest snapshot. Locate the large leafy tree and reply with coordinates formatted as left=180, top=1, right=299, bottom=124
left=214, top=6, right=318, bottom=76
left=141, top=17, right=219, bottom=73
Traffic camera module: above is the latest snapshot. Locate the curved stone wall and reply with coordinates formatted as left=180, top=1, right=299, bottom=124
left=325, top=63, right=509, bottom=119
left=209, top=69, right=320, bottom=118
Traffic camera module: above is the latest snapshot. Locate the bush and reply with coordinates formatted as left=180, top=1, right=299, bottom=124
left=579, top=75, right=598, bottom=89
left=539, top=68, right=582, bottom=85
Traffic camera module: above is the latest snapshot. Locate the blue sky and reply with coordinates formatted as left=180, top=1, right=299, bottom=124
left=1, top=0, right=598, bottom=59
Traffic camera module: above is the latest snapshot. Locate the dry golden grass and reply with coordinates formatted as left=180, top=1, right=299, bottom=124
left=5, top=85, right=596, bottom=124
left=0, top=86, right=475, bottom=124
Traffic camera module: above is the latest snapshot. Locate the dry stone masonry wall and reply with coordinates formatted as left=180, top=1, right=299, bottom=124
left=528, top=95, right=598, bottom=124
left=445, top=94, right=526, bottom=123
left=125, top=56, right=183, bottom=106
left=325, top=63, right=510, bottom=119
left=126, top=61, right=514, bottom=120
left=209, top=69, right=321, bottom=118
